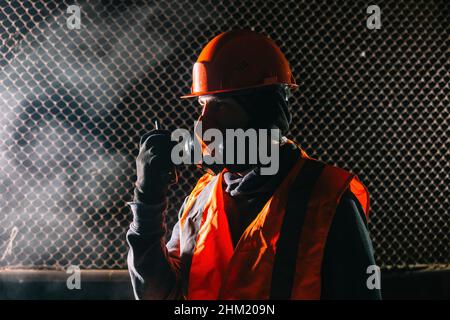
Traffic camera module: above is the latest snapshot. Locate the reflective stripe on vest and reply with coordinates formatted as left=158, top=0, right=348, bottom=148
left=270, top=159, right=325, bottom=299
left=179, top=153, right=370, bottom=300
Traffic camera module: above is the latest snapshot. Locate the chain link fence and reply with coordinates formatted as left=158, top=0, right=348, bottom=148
left=0, top=0, right=448, bottom=270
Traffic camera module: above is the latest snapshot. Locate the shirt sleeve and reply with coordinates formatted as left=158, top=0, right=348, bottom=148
left=126, top=197, right=188, bottom=300
left=321, top=189, right=382, bottom=300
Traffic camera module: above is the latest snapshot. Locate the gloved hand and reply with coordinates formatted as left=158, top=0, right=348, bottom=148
left=133, top=130, right=176, bottom=205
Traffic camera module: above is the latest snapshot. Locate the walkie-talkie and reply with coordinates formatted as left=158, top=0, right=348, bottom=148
left=154, top=119, right=179, bottom=185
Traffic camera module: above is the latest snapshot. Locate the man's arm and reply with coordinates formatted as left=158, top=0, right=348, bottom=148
left=321, top=189, right=382, bottom=300
left=126, top=129, right=185, bottom=300
left=126, top=197, right=187, bottom=300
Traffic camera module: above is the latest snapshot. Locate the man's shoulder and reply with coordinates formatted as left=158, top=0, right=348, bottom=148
left=290, top=156, right=370, bottom=218
left=296, top=157, right=355, bottom=193
left=179, top=173, right=218, bottom=220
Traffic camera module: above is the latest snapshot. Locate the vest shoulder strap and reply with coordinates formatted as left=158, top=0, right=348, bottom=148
left=270, top=158, right=360, bottom=299
left=180, top=173, right=215, bottom=228
left=270, top=158, right=326, bottom=299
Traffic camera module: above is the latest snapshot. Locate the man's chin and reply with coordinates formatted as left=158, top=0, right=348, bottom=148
left=196, top=162, right=258, bottom=176
left=224, top=163, right=258, bottom=174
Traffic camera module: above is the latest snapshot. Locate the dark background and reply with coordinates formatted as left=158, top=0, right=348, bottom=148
left=0, top=0, right=448, bottom=299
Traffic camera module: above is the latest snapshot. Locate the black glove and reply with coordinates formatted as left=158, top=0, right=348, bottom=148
left=133, top=130, right=175, bottom=205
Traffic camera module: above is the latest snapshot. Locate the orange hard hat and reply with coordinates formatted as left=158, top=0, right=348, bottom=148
left=180, top=29, right=298, bottom=99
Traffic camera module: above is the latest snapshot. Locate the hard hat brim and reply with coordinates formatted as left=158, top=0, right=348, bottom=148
left=180, top=82, right=299, bottom=99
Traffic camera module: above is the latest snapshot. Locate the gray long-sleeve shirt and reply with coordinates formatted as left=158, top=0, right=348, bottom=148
left=126, top=144, right=381, bottom=300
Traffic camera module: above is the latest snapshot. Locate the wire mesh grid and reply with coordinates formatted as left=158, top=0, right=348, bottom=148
left=0, top=0, right=448, bottom=270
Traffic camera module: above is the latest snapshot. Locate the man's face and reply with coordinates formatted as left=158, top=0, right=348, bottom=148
left=191, top=93, right=280, bottom=175
left=192, top=94, right=251, bottom=173
left=196, top=95, right=249, bottom=132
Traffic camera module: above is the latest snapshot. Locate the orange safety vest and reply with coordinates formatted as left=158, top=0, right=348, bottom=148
left=179, top=142, right=370, bottom=300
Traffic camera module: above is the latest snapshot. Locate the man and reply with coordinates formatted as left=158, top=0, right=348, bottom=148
left=126, top=30, right=381, bottom=300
